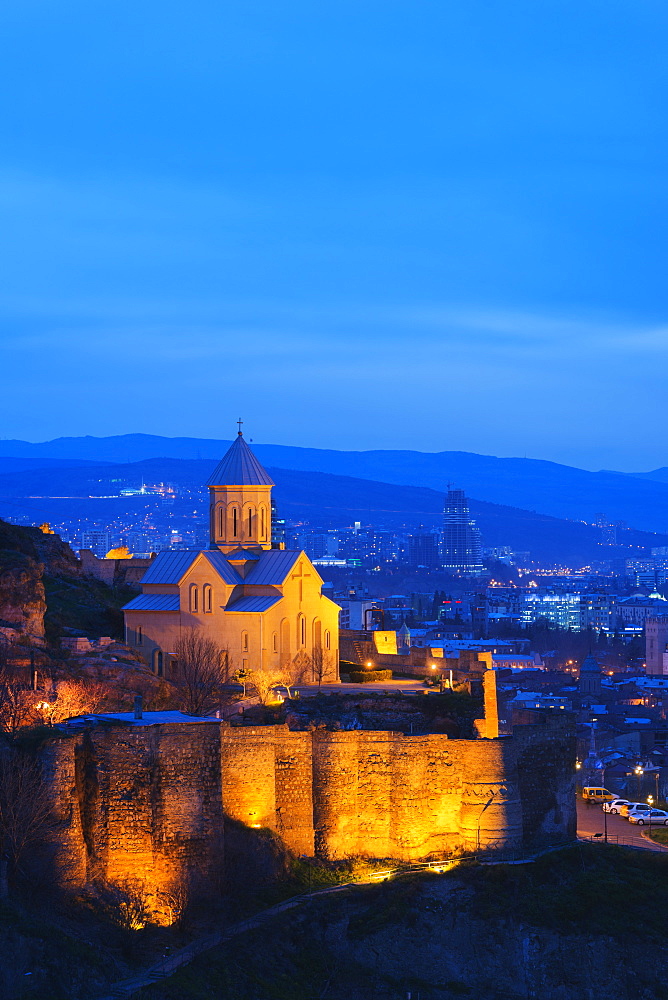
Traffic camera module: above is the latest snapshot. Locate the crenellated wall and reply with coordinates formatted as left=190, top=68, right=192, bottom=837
left=39, top=711, right=575, bottom=910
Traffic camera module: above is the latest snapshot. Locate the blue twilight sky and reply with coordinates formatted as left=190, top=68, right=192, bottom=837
left=1, top=0, right=667, bottom=471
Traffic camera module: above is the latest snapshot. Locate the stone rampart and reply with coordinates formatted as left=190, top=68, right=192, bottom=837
left=38, top=710, right=575, bottom=910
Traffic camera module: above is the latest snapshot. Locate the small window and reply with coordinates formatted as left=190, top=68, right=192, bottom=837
left=156, top=651, right=163, bottom=677
left=232, top=508, right=238, bottom=537
left=218, top=506, right=224, bottom=537
left=325, top=630, right=331, bottom=650
left=189, top=584, right=199, bottom=613
left=299, top=615, right=306, bottom=647
left=242, top=630, right=249, bottom=652
left=260, top=506, right=266, bottom=540
left=247, top=507, right=253, bottom=536
left=136, top=626, right=142, bottom=645
left=203, top=584, right=213, bottom=613
left=272, top=631, right=278, bottom=653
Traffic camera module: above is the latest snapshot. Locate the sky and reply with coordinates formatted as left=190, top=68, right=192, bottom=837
left=0, top=0, right=667, bottom=472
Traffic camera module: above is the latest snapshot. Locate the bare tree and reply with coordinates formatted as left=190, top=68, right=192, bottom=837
left=0, top=750, right=54, bottom=896
left=173, top=632, right=230, bottom=715
left=312, top=645, right=328, bottom=691
left=32, top=678, right=106, bottom=726
left=0, top=669, right=38, bottom=733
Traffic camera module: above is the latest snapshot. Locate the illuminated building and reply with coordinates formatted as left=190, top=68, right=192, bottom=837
left=442, top=488, right=484, bottom=575
left=123, top=429, right=340, bottom=681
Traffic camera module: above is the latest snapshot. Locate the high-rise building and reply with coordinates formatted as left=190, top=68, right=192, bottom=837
left=442, top=488, right=484, bottom=575
left=80, top=530, right=111, bottom=558
left=408, top=529, right=440, bottom=569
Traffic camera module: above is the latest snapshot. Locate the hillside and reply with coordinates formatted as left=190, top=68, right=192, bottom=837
left=2, top=433, right=668, bottom=533
left=0, top=459, right=665, bottom=566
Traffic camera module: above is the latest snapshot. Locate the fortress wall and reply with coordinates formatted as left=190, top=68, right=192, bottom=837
left=220, top=727, right=277, bottom=830
left=274, top=729, right=314, bottom=855
left=149, top=722, right=224, bottom=897
left=312, top=731, right=360, bottom=859
left=34, top=711, right=574, bottom=905
left=357, top=733, right=394, bottom=856
left=39, top=738, right=87, bottom=887
left=510, top=714, right=577, bottom=848
left=60, top=722, right=225, bottom=921
left=456, top=738, right=524, bottom=852
left=390, top=735, right=464, bottom=859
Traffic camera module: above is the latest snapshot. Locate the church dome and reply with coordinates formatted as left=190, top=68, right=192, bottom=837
left=206, top=432, right=275, bottom=487
left=579, top=654, right=601, bottom=674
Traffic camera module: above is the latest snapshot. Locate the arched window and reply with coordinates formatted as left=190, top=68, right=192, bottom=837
left=247, top=506, right=254, bottom=537
left=298, top=614, right=306, bottom=647
left=313, top=618, right=321, bottom=650
left=203, top=584, right=213, bottom=613
left=241, top=631, right=249, bottom=652
left=272, top=631, right=278, bottom=653
left=218, top=505, right=225, bottom=538
left=232, top=507, right=238, bottom=537
left=189, top=584, right=199, bottom=613
left=136, top=625, right=143, bottom=646
left=280, top=618, right=290, bottom=664
left=325, top=630, right=331, bottom=650
left=260, top=506, right=266, bottom=541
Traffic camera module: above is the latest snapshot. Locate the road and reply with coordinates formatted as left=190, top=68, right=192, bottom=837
left=577, top=799, right=668, bottom=851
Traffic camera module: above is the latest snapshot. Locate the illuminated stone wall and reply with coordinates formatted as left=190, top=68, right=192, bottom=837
left=40, top=711, right=574, bottom=909
left=43, top=721, right=224, bottom=922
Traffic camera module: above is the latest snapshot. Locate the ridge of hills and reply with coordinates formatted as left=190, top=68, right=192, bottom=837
left=0, top=434, right=667, bottom=533
left=0, top=456, right=665, bottom=567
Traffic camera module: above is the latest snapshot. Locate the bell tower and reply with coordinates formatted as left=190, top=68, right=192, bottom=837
left=207, top=423, right=274, bottom=553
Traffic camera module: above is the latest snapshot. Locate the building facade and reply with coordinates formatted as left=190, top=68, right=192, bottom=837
left=442, top=488, right=484, bottom=575
left=123, top=431, right=340, bottom=683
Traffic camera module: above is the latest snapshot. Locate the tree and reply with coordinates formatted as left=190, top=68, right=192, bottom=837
left=32, top=678, right=106, bottom=726
left=173, top=632, right=230, bottom=715
left=248, top=667, right=285, bottom=705
left=0, top=669, right=38, bottom=733
left=312, top=645, right=327, bottom=691
left=0, top=750, right=54, bottom=896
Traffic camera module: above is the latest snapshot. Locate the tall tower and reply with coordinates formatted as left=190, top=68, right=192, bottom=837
left=443, top=487, right=484, bottom=575
left=207, top=428, right=274, bottom=553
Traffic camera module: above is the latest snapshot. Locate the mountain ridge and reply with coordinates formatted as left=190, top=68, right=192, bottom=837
left=0, top=434, right=667, bottom=533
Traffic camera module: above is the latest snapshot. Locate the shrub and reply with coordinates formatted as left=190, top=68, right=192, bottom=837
left=348, top=670, right=392, bottom=683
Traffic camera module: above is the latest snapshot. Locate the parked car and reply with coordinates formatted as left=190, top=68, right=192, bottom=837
left=603, top=798, right=631, bottom=814
left=582, top=787, right=616, bottom=802
left=620, top=802, right=651, bottom=818
left=629, top=809, right=668, bottom=826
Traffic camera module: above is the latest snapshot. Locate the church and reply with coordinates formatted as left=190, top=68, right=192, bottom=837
left=123, top=430, right=340, bottom=683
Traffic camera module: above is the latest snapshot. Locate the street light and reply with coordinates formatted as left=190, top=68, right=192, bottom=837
left=635, top=765, right=644, bottom=800
left=647, top=795, right=655, bottom=838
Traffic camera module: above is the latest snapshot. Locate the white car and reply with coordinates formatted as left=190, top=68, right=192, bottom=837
left=629, top=809, right=668, bottom=826
left=620, top=802, right=652, bottom=818
left=602, top=798, right=631, bottom=814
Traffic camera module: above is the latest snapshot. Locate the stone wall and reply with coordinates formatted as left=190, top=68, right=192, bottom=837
left=39, top=710, right=575, bottom=910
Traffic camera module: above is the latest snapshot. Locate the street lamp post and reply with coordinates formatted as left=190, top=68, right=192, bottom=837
left=635, top=765, right=644, bottom=800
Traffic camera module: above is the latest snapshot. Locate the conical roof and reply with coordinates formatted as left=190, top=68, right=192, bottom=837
left=206, top=434, right=275, bottom=487
left=580, top=654, right=601, bottom=674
